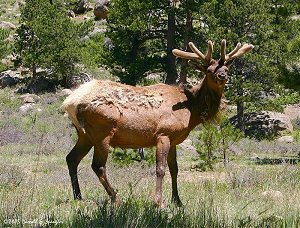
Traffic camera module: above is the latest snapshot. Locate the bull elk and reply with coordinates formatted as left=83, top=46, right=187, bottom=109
left=63, top=40, right=254, bottom=207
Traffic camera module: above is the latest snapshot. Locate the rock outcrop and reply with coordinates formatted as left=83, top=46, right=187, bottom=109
left=230, top=111, right=293, bottom=139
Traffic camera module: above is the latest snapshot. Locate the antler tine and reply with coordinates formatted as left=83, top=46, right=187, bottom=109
left=188, top=42, right=206, bottom=62
left=172, top=49, right=200, bottom=60
left=172, top=41, right=213, bottom=64
left=221, top=40, right=242, bottom=61
left=229, top=43, right=254, bottom=60
left=206, top=41, right=213, bottom=62
left=227, top=42, right=242, bottom=59
left=221, top=39, right=226, bottom=61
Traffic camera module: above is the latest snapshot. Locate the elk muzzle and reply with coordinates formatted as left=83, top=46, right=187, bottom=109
left=216, top=72, right=228, bottom=81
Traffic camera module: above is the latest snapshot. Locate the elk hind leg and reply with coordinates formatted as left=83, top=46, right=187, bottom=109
left=91, top=142, right=117, bottom=202
left=66, top=129, right=93, bottom=200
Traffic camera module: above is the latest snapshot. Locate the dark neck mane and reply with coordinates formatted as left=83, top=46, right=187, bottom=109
left=183, top=79, right=226, bottom=123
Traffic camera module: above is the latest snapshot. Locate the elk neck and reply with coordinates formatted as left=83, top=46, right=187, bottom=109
left=184, top=77, right=226, bottom=125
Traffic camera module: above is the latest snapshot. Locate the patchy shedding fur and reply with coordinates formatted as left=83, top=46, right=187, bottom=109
left=63, top=80, right=165, bottom=131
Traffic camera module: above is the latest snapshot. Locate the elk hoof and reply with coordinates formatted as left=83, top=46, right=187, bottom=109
left=110, top=192, right=122, bottom=206
left=172, top=197, right=183, bottom=207
left=112, top=197, right=122, bottom=206
left=174, top=199, right=183, bottom=207
left=154, top=200, right=166, bottom=209
left=74, top=194, right=83, bottom=200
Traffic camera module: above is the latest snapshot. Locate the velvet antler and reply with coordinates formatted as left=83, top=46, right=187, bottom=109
left=220, top=39, right=254, bottom=64
left=172, top=40, right=214, bottom=65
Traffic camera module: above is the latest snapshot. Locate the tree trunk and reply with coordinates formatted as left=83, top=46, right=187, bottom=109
left=222, top=138, right=228, bottom=167
left=131, top=35, right=141, bottom=85
left=32, top=64, right=37, bottom=79
left=236, top=76, right=245, bottom=132
left=179, top=8, right=192, bottom=85
left=165, top=1, right=177, bottom=85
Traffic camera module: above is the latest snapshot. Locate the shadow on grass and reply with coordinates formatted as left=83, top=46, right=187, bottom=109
left=67, top=198, right=228, bottom=228
left=65, top=198, right=300, bottom=228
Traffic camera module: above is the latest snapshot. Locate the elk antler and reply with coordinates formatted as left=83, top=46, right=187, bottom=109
left=172, top=40, right=214, bottom=65
left=220, top=39, right=254, bottom=64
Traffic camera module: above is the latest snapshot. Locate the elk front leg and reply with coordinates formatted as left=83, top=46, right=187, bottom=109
left=167, top=146, right=182, bottom=206
left=155, top=136, right=170, bottom=207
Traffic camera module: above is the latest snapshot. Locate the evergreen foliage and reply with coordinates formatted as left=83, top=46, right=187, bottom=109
left=195, top=117, right=243, bottom=171
left=104, top=0, right=170, bottom=85
left=0, top=28, right=11, bottom=71
left=112, top=148, right=155, bottom=166
left=15, top=0, right=93, bottom=84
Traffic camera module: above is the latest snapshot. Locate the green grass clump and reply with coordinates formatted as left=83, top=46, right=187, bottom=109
left=0, top=88, right=22, bottom=111
left=68, top=198, right=230, bottom=228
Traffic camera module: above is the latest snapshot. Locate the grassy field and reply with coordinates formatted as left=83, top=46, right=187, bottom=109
left=1, top=87, right=300, bottom=227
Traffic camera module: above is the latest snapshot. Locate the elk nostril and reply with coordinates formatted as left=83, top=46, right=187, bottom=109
left=217, top=74, right=227, bottom=80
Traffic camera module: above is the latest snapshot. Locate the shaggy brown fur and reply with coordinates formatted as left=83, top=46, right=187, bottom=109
left=63, top=40, right=253, bottom=207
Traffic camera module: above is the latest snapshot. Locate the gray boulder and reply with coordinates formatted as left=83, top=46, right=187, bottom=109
left=277, top=135, right=294, bottom=143
left=230, top=111, right=293, bottom=139
left=94, top=0, right=110, bottom=20
left=104, top=37, right=113, bottom=50
left=19, top=103, right=33, bottom=114
left=73, top=0, right=92, bottom=14
left=28, top=77, right=53, bottom=93
left=19, top=94, right=40, bottom=104
left=284, top=104, right=300, bottom=121
left=0, top=21, right=16, bottom=30
left=58, top=89, right=73, bottom=97
left=66, top=72, right=91, bottom=89
left=179, top=139, right=197, bottom=155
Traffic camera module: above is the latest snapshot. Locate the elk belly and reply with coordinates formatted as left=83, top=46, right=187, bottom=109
left=110, top=110, right=160, bottom=148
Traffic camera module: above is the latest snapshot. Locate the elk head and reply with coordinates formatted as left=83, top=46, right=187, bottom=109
left=172, top=40, right=254, bottom=92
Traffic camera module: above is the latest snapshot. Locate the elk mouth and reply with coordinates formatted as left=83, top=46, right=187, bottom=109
left=215, top=74, right=228, bottom=85
left=216, top=73, right=228, bottom=81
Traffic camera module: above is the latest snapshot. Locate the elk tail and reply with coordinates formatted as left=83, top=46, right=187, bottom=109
left=76, top=107, right=86, bottom=134
left=62, top=100, right=86, bottom=134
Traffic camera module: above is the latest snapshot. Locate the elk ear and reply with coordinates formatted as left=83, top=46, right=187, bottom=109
left=188, top=60, right=207, bottom=72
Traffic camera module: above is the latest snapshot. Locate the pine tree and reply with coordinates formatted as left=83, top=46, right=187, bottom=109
left=16, top=0, right=93, bottom=85
left=104, top=0, right=177, bottom=85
